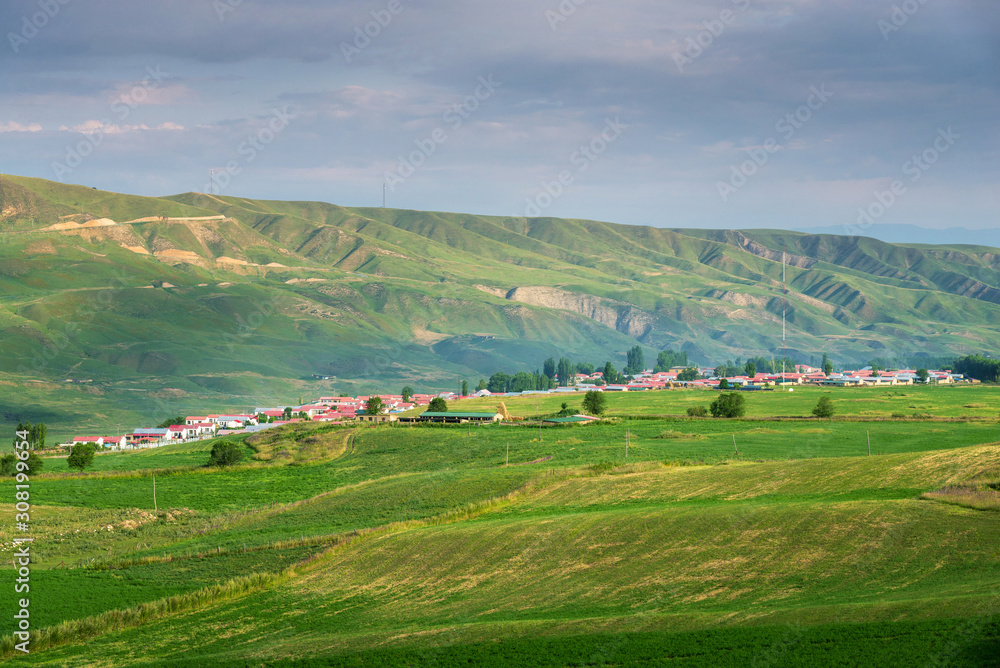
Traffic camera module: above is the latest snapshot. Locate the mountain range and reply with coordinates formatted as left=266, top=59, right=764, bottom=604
left=2, top=174, right=998, bottom=429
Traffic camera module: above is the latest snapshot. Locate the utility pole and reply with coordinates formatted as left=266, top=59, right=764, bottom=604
left=506, top=441, right=509, bottom=467
left=382, top=182, right=387, bottom=208
left=153, top=473, right=158, bottom=512
left=733, top=434, right=738, bottom=455
left=209, top=169, right=214, bottom=195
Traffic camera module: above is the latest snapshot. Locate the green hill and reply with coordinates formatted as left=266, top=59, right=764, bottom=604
left=2, top=175, right=999, bottom=434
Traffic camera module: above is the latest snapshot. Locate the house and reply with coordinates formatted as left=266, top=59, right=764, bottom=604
left=188, top=422, right=218, bottom=436
left=416, top=412, right=503, bottom=424
left=99, top=436, right=127, bottom=450
left=356, top=413, right=398, bottom=424
left=71, top=436, right=104, bottom=447
left=131, top=428, right=169, bottom=447
left=185, top=416, right=209, bottom=425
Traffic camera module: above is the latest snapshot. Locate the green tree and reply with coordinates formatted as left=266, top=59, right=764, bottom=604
left=208, top=441, right=244, bottom=467
left=677, top=367, right=700, bottom=381
left=476, top=378, right=487, bottom=392
left=710, top=392, right=746, bottom=418
left=157, top=416, right=185, bottom=429
left=543, top=357, right=556, bottom=380
left=718, top=378, right=730, bottom=389
left=365, top=396, right=385, bottom=416
left=915, top=368, right=929, bottom=383
left=575, top=362, right=596, bottom=375
left=744, top=361, right=757, bottom=378
left=582, top=390, right=607, bottom=416
left=401, top=386, right=414, bottom=402
left=655, top=348, right=689, bottom=372
left=686, top=406, right=708, bottom=417
left=427, top=397, right=448, bottom=412
left=283, top=406, right=293, bottom=420
left=822, top=353, right=833, bottom=377
left=557, top=357, right=575, bottom=387
left=67, top=442, right=97, bottom=470
left=603, top=361, right=620, bottom=385
left=625, top=346, right=645, bottom=375
left=487, top=372, right=511, bottom=393
left=812, top=396, right=835, bottom=418
left=461, top=380, right=469, bottom=396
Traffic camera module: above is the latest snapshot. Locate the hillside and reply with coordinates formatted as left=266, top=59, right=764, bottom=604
left=2, top=174, right=999, bottom=429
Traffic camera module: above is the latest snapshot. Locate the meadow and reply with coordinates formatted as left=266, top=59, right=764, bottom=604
left=1, top=386, right=998, bottom=666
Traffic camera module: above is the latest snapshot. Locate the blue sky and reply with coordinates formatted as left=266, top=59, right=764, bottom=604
left=1, top=0, right=997, bottom=234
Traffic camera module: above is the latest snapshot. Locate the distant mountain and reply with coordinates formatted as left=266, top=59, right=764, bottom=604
left=793, top=223, right=1000, bottom=249
left=2, top=175, right=999, bottom=424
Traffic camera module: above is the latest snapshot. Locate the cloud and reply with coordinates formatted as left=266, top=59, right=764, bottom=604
left=58, top=120, right=185, bottom=134
left=0, top=121, right=42, bottom=133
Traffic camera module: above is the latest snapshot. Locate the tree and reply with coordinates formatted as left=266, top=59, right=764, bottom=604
left=157, top=416, right=185, bottom=429
left=461, top=380, right=469, bottom=396
left=282, top=407, right=293, bottom=420
left=677, top=367, right=701, bottom=381
left=2, top=452, right=42, bottom=476
left=686, top=406, right=708, bottom=417
left=655, top=348, right=688, bottom=372
left=208, top=441, right=243, bottom=467
left=582, top=390, right=607, bottom=416
left=476, top=378, right=487, bottom=392
left=67, top=442, right=97, bottom=470
left=557, top=357, right=575, bottom=387
left=625, top=346, right=645, bottom=375
left=915, top=368, right=930, bottom=383
left=365, top=396, right=385, bottom=416
left=744, top=361, right=757, bottom=378
left=575, top=362, right=596, bottom=375
left=428, top=397, right=448, bottom=412
left=487, top=372, right=511, bottom=393
left=401, top=386, right=414, bottom=402
left=543, top=358, right=557, bottom=380
left=710, top=392, right=746, bottom=418
left=953, top=355, right=1000, bottom=382
left=822, top=353, right=833, bottom=377
left=603, top=361, right=621, bottom=385
left=718, top=378, right=730, bottom=389
left=812, top=396, right=835, bottom=418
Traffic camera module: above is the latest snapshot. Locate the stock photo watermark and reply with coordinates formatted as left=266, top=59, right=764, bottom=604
left=12, top=427, right=34, bottom=653
left=850, top=126, right=959, bottom=234
left=717, top=85, right=834, bottom=202
left=383, top=75, right=502, bottom=192
left=204, top=105, right=299, bottom=195
left=8, top=0, right=70, bottom=54
left=51, top=65, right=170, bottom=180
left=522, top=117, right=628, bottom=217
left=341, top=0, right=411, bottom=63
left=878, top=0, right=931, bottom=41
left=546, top=0, right=589, bottom=31
left=673, top=0, right=751, bottom=73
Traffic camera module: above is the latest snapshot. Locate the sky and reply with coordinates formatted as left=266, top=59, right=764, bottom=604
left=1, top=0, right=998, bottom=235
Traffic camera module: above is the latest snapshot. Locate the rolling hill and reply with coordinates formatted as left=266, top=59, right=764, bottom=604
left=1, top=174, right=999, bottom=432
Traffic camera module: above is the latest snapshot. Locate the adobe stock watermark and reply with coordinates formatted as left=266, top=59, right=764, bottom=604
left=8, top=0, right=71, bottom=54
left=341, top=0, right=411, bottom=63
left=849, top=126, right=959, bottom=235
left=384, top=75, right=501, bottom=192
left=673, top=0, right=751, bottom=73
left=51, top=65, right=170, bottom=180
left=521, top=117, right=628, bottom=218
left=546, top=0, right=588, bottom=31
left=878, top=0, right=930, bottom=41
left=204, top=105, right=299, bottom=195
left=717, top=85, right=834, bottom=202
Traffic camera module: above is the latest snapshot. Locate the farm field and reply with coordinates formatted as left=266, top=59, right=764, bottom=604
left=1, top=387, right=999, bottom=666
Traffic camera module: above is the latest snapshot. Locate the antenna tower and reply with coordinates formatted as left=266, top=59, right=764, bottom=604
left=782, top=243, right=787, bottom=383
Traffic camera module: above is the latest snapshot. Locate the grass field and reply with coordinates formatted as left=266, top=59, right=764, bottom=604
left=2, top=387, right=999, bottom=666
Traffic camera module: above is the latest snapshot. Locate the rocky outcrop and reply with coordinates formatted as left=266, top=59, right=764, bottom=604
left=504, top=286, right=656, bottom=340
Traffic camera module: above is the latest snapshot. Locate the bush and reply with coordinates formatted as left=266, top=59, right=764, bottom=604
left=686, top=406, right=708, bottom=417
left=208, top=442, right=244, bottom=467
left=427, top=397, right=448, bottom=412
left=710, top=392, right=746, bottom=418
left=582, top=390, right=607, bottom=416
left=812, top=396, right=835, bottom=418
left=67, top=443, right=97, bottom=470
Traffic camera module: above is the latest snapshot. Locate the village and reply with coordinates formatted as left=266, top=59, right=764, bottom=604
left=65, top=365, right=969, bottom=451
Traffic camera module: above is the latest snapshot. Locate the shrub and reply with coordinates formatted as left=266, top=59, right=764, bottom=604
left=582, top=390, right=607, bottom=416
left=208, top=442, right=244, bottom=467
left=812, top=396, right=835, bottom=418
left=67, top=443, right=97, bottom=470
left=686, top=406, right=708, bottom=417
left=710, top=392, right=746, bottom=418
left=427, top=397, right=448, bottom=412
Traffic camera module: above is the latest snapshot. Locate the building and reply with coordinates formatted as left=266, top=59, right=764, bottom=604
left=416, top=412, right=504, bottom=424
